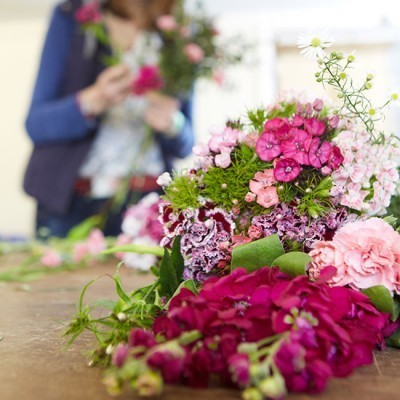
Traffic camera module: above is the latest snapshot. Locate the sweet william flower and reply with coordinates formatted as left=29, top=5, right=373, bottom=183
left=256, top=187, right=279, bottom=208
left=228, top=353, right=251, bottom=387
left=274, top=158, right=301, bottom=182
left=309, top=138, right=332, bottom=168
left=304, top=118, right=326, bottom=136
left=41, top=249, right=63, bottom=267
left=281, top=128, right=312, bottom=165
left=157, top=172, right=172, bottom=188
left=132, top=65, right=164, bottom=95
left=256, top=132, right=281, bottom=161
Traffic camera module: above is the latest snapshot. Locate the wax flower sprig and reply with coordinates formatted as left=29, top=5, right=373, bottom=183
left=298, top=32, right=399, bottom=143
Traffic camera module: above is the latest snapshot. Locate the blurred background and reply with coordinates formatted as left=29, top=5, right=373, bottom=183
left=1, top=0, right=400, bottom=236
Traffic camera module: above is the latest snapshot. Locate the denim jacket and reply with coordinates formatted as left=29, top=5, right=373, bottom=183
left=23, top=0, right=195, bottom=213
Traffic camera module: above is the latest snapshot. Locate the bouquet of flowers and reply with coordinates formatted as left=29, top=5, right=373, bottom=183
left=76, top=0, right=242, bottom=97
left=65, top=35, right=400, bottom=399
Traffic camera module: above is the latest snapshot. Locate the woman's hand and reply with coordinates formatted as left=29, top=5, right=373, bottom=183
left=144, top=91, right=180, bottom=133
left=78, top=64, right=133, bottom=116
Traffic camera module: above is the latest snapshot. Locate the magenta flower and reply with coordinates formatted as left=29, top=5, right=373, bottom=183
left=281, top=128, right=312, bottom=165
left=308, top=138, right=332, bottom=168
left=256, top=132, right=281, bottom=161
left=313, top=98, right=324, bottom=112
left=228, top=353, right=251, bottom=387
left=112, top=344, right=130, bottom=367
left=75, top=1, right=101, bottom=24
left=327, top=146, right=344, bottom=170
left=304, top=118, right=326, bottom=136
left=274, top=158, right=301, bottom=182
left=264, top=117, right=290, bottom=133
left=132, top=65, right=164, bottom=95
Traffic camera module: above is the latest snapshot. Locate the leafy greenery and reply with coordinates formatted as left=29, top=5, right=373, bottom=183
left=202, top=145, right=271, bottom=211
left=163, top=173, right=201, bottom=210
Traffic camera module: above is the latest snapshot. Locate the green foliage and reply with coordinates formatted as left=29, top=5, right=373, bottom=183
left=247, top=107, right=268, bottom=133
left=164, top=173, right=201, bottom=211
left=386, top=195, right=400, bottom=227
left=266, top=102, right=297, bottom=119
left=362, top=286, right=399, bottom=321
left=231, top=235, right=285, bottom=272
left=271, top=252, right=312, bottom=277
left=202, top=145, right=271, bottom=211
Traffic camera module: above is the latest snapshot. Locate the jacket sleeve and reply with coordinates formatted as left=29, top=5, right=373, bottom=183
left=157, top=95, right=195, bottom=159
left=25, top=6, right=96, bottom=145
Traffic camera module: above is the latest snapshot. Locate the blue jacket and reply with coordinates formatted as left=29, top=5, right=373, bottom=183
left=23, top=0, right=195, bottom=213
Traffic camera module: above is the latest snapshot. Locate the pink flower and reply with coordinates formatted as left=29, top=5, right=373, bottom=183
left=184, top=43, right=205, bottom=64
left=281, top=128, right=312, bottom=165
left=86, top=228, right=106, bottom=255
left=41, top=249, right=62, bottom=267
left=215, top=152, right=232, bottom=169
left=156, top=15, right=177, bottom=31
left=327, top=146, right=344, bottom=170
left=213, top=70, right=225, bottom=87
left=256, top=132, right=281, bottom=161
left=245, top=192, right=257, bottom=202
left=308, top=138, right=332, bottom=168
left=192, top=143, right=210, bottom=157
left=309, top=218, right=400, bottom=293
left=274, top=158, right=301, bottom=182
left=73, top=243, right=89, bottom=263
left=75, top=1, right=101, bottom=24
left=304, top=118, right=326, bottom=136
left=328, top=115, right=339, bottom=128
left=112, top=344, right=130, bottom=367
left=132, top=65, right=164, bottom=95
left=256, top=187, right=279, bottom=208
left=249, top=169, right=276, bottom=193
left=313, top=98, right=324, bottom=112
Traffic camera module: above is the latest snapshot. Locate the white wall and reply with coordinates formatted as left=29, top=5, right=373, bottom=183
left=1, top=0, right=400, bottom=236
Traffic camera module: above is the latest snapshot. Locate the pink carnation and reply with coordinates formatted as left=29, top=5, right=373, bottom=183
left=184, top=43, right=204, bottom=64
left=132, top=65, right=164, bottom=95
left=309, top=218, right=400, bottom=293
left=256, top=187, right=279, bottom=208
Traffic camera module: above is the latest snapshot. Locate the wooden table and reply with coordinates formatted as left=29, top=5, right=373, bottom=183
left=1, top=255, right=399, bottom=400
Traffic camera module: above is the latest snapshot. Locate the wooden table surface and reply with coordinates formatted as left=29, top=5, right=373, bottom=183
left=1, top=255, right=399, bottom=400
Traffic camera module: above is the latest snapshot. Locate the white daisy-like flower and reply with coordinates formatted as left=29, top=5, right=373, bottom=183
left=298, top=31, right=334, bottom=59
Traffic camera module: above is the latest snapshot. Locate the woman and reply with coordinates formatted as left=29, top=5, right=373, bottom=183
left=23, top=0, right=195, bottom=238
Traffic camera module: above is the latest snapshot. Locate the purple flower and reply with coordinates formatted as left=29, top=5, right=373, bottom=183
left=112, top=344, right=130, bottom=367
left=256, top=132, right=281, bottom=161
left=274, top=158, right=301, bottom=182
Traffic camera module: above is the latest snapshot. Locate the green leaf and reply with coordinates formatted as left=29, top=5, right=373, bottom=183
left=159, top=249, right=179, bottom=298
left=171, top=236, right=184, bottom=282
left=102, top=244, right=164, bottom=257
left=386, top=327, right=400, bottom=349
left=362, top=285, right=397, bottom=320
left=67, top=215, right=103, bottom=241
left=271, top=252, right=311, bottom=277
left=383, top=215, right=398, bottom=228
left=114, top=265, right=132, bottom=307
left=230, top=235, right=284, bottom=272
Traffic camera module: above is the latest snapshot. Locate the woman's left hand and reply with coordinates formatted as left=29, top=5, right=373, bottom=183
left=144, top=91, right=180, bottom=133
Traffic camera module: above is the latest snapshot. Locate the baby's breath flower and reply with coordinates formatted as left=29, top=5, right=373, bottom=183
left=298, top=31, right=334, bottom=59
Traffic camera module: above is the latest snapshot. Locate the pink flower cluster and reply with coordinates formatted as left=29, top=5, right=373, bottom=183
left=246, top=169, right=279, bottom=208
left=309, top=218, right=400, bottom=293
left=160, top=204, right=235, bottom=281
left=193, top=127, right=255, bottom=170
left=112, top=268, right=387, bottom=394
left=75, top=1, right=102, bottom=24
left=256, top=110, right=343, bottom=182
left=131, top=65, right=164, bottom=96
left=117, top=193, right=165, bottom=271
left=40, top=228, right=106, bottom=267
left=331, top=129, right=400, bottom=215
left=184, top=43, right=205, bottom=64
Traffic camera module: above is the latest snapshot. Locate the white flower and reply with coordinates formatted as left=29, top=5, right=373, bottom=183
left=298, top=31, right=334, bottom=59
left=156, top=172, right=172, bottom=188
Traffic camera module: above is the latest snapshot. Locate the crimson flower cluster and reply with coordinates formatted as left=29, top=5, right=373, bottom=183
left=256, top=112, right=344, bottom=182
left=111, top=268, right=388, bottom=394
left=131, top=65, right=164, bottom=96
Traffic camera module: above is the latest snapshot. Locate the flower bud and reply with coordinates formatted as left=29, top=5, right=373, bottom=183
left=258, top=374, right=287, bottom=399
left=365, top=82, right=372, bottom=89
left=117, top=312, right=127, bottom=322
left=136, top=371, right=163, bottom=397
left=347, top=54, right=355, bottom=62
left=391, top=93, right=399, bottom=101
left=366, top=73, right=374, bottom=81
left=242, top=387, right=264, bottom=400
left=106, top=344, right=114, bottom=355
